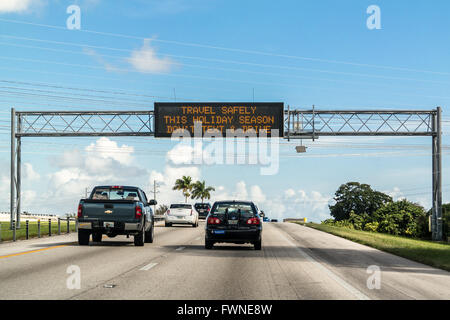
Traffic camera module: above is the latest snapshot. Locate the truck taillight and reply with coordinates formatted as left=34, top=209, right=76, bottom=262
left=135, top=205, right=142, bottom=219
left=77, top=204, right=83, bottom=218
left=246, top=217, right=260, bottom=225
left=207, top=217, right=221, bottom=225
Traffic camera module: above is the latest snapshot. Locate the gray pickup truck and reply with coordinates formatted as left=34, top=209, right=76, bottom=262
left=77, top=185, right=157, bottom=246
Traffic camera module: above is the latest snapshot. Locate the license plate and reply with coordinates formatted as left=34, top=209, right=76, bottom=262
left=78, top=222, right=91, bottom=228
left=104, top=222, right=114, bottom=228
left=214, top=230, right=225, bottom=234
left=228, top=220, right=238, bottom=225
left=177, top=216, right=184, bottom=219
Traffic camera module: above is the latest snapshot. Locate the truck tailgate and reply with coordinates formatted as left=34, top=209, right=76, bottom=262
left=82, top=200, right=137, bottom=221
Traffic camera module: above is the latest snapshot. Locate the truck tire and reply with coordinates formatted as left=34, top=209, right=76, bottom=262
left=78, top=230, right=90, bottom=246
left=134, top=230, right=145, bottom=246
left=205, top=239, right=214, bottom=249
left=254, top=239, right=262, bottom=250
left=92, top=232, right=102, bottom=242
left=145, top=223, right=154, bottom=243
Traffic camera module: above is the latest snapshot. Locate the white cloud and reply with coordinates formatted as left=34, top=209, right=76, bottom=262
left=0, top=0, right=45, bottom=13
left=83, top=48, right=122, bottom=73
left=284, top=188, right=295, bottom=198
left=31, top=138, right=147, bottom=214
left=234, top=181, right=248, bottom=200
left=385, top=187, right=404, bottom=201
left=85, top=137, right=134, bottom=165
left=23, top=163, right=40, bottom=181
left=250, top=185, right=266, bottom=203
left=127, top=39, right=176, bottom=73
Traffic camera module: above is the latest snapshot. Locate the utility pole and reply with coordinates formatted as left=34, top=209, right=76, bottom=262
left=150, top=180, right=160, bottom=215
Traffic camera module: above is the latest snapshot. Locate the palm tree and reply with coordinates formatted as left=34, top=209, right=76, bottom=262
left=191, top=180, right=215, bottom=203
left=173, top=176, right=193, bottom=203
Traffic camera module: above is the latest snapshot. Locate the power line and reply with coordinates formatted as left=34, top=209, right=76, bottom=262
left=2, top=54, right=450, bottom=101
left=2, top=36, right=450, bottom=86
left=1, top=18, right=449, bottom=76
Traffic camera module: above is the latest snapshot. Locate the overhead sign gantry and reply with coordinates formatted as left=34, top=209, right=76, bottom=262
left=9, top=104, right=444, bottom=240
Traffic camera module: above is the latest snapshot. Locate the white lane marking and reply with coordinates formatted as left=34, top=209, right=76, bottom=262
left=176, top=246, right=185, bottom=251
left=276, top=227, right=370, bottom=300
left=140, top=262, right=158, bottom=271
left=195, top=237, right=201, bottom=241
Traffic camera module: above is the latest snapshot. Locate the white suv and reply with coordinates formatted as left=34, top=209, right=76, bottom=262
left=165, top=204, right=199, bottom=227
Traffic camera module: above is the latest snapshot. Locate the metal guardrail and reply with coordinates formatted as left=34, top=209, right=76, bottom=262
left=0, top=217, right=77, bottom=242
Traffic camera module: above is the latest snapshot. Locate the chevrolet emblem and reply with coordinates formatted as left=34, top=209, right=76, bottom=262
left=105, top=210, right=113, bottom=214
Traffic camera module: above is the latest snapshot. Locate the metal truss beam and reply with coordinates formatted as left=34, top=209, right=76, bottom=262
left=15, top=110, right=154, bottom=137
left=284, top=108, right=435, bottom=138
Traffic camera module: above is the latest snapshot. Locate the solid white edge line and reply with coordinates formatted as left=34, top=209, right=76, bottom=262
left=139, top=262, right=158, bottom=271
left=276, top=227, right=371, bottom=300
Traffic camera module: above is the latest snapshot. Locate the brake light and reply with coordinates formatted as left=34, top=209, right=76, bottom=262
left=77, top=204, right=83, bottom=218
left=167, top=209, right=171, bottom=215
left=207, top=208, right=210, bottom=212
left=207, top=217, right=221, bottom=224
left=135, top=204, right=142, bottom=219
left=247, top=217, right=260, bottom=225
left=190, top=209, right=193, bottom=216
left=111, top=186, right=123, bottom=189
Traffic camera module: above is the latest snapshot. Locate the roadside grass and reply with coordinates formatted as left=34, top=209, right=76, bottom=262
left=295, top=222, right=450, bottom=272
left=0, top=221, right=76, bottom=242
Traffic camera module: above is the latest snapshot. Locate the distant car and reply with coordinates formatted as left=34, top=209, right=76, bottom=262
left=205, top=200, right=262, bottom=250
left=270, top=219, right=278, bottom=222
left=263, top=217, right=270, bottom=222
left=194, top=202, right=211, bottom=219
left=165, top=203, right=199, bottom=227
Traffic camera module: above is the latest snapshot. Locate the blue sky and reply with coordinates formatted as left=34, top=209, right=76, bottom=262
left=0, top=0, right=448, bottom=221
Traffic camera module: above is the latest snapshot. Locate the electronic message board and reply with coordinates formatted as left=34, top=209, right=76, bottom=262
left=154, top=102, right=284, bottom=137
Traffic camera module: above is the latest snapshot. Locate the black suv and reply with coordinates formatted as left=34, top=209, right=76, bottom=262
left=205, top=200, right=262, bottom=250
left=194, top=202, right=211, bottom=219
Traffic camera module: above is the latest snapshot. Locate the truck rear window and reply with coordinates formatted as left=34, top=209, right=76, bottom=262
left=91, top=188, right=140, bottom=201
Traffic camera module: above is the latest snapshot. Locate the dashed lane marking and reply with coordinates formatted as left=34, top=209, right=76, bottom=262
left=139, top=262, right=158, bottom=271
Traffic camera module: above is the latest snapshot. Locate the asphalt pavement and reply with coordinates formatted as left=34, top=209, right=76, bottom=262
left=0, top=221, right=448, bottom=300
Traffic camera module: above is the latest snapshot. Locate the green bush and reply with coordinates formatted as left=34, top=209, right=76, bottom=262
left=363, top=221, right=379, bottom=232
left=370, top=199, right=427, bottom=237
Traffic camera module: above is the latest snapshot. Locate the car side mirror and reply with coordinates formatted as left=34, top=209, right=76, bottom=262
left=148, top=200, right=157, bottom=206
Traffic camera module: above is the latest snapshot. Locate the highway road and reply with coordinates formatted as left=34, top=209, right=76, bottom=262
left=0, top=221, right=449, bottom=300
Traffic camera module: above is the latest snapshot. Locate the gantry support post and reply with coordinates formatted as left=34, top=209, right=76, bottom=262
left=432, top=107, right=443, bottom=241
left=10, top=108, right=16, bottom=230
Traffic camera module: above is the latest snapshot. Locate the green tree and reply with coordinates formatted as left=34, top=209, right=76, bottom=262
left=172, top=176, right=193, bottom=203
left=329, top=182, right=392, bottom=221
left=191, top=180, right=215, bottom=203
left=374, top=199, right=427, bottom=237
left=444, top=204, right=450, bottom=240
